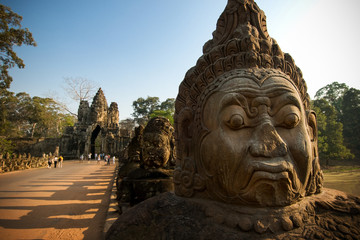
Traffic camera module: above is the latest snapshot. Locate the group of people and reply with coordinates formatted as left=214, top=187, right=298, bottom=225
left=47, top=156, right=63, bottom=168
left=79, top=153, right=116, bottom=165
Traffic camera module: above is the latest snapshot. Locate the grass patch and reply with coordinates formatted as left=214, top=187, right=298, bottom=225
left=322, top=165, right=360, bottom=173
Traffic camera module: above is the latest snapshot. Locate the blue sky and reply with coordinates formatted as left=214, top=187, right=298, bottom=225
left=3, top=0, right=360, bottom=120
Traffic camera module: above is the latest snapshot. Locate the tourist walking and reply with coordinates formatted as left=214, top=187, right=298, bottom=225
left=47, top=157, right=52, bottom=168
left=54, top=156, right=58, bottom=168
left=59, top=156, right=63, bottom=168
left=97, top=154, right=101, bottom=164
left=112, top=156, right=115, bottom=164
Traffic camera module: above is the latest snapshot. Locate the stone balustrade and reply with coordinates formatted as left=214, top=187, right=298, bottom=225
left=0, top=153, right=48, bottom=173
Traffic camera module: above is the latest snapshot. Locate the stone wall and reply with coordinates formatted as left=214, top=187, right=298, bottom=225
left=0, top=153, right=48, bottom=173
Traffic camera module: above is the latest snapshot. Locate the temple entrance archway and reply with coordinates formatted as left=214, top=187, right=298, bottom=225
left=91, top=125, right=101, bottom=158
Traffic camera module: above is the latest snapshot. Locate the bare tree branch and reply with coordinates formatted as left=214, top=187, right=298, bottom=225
left=62, top=77, right=98, bottom=103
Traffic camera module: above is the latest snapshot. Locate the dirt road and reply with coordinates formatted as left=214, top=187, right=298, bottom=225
left=0, top=160, right=116, bottom=240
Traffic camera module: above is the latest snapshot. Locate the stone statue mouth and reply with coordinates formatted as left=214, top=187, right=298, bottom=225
left=241, top=158, right=296, bottom=192
left=251, top=159, right=294, bottom=173
left=251, top=170, right=289, bottom=181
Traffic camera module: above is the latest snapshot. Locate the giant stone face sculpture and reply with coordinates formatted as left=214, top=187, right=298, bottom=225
left=173, top=2, right=322, bottom=207
left=106, top=1, right=359, bottom=239
left=197, top=71, right=318, bottom=206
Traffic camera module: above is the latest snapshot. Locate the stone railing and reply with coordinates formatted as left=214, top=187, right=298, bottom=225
left=0, top=153, right=48, bottom=173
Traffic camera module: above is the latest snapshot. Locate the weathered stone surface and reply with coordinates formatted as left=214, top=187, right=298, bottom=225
left=116, top=117, right=175, bottom=211
left=60, top=88, right=129, bottom=159
left=108, top=102, right=120, bottom=129
left=173, top=0, right=320, bottom=206
left=78, top=100, right=90, bottom=124
left=107, top=0, right=359, bottom=239
left=141, top=117, right=176, bottom=169
left=123, top=125, right=144, bottom=163
left=106, top=189, right=360, bottom=239
left=0, top=155, right=48, bottom=173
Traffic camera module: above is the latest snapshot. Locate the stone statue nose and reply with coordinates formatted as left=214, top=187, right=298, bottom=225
left=249, top=121, right=287, bottom=158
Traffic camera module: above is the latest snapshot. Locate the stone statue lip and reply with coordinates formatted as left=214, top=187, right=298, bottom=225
left=251, top=158, right=294, bottom=173
left=242, top=158, right=296, bottom=191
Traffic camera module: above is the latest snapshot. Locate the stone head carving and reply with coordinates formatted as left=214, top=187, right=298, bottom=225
left=174, top=0, right=323, bottom=207
left=141, top=117, right=175, bottom=169
left=90, top=88, right=108, bottom=124
left=78, top=100, right=90, bottom=124
left=107, top=102, right=120, bottom=128
left=126, top=125, right=144, bottom=163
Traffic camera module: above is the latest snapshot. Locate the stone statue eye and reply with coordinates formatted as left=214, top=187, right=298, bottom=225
left=283, top=113, right=299, bottom=128
left=226, top=114, right=244, bottom=130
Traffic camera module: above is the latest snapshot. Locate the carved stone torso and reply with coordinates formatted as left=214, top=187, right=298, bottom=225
left=106, top=189, right=360, bottom=240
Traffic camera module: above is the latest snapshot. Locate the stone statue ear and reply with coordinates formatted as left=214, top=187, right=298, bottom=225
left=307, top=110, right=317, bottom=143
left=177, top=108, right=194, bottom=140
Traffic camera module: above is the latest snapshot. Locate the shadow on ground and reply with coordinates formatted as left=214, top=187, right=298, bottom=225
left=0, top=164, right=115, bottom=239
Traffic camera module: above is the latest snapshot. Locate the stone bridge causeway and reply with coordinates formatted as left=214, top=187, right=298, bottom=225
left=0, top=160, right=117, bottom=240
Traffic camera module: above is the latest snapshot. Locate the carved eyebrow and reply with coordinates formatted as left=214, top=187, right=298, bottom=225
left=269, top=93, right=302, bottom=116
left=220, top=93, right=244, bottom=109
left=219, top=82, right=301, bottom=114
left=220, top=93, right=257, bottom=118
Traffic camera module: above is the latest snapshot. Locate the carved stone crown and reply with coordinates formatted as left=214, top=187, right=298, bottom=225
left=175, top=0, right=310, bottom=118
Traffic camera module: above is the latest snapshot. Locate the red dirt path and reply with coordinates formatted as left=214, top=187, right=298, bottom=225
left=0, top=160, right=116, bottom=240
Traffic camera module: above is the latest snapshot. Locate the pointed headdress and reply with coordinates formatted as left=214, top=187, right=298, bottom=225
left=175, top=0, right=310, bottom=118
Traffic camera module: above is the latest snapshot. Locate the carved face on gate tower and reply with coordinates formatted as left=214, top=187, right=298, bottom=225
left=174, top=0, right=323, bottom=207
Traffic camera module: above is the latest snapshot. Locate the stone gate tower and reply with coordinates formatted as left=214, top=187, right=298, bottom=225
left=60, top=88, right=127, bottom=159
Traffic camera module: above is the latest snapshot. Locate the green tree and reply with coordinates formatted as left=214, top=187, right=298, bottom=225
left=0, top=88, right=18, bottom=136
left=0, top=136, right=14, bottom=155
left=149, top=98, right=175, bottom=124
left=28, top=96, right=65, bottom=137
left=313, top=99, right=354, bottom=165
left=159, top=98, right=175, bottom=113
left=132, top=97, right=175, bottom=125
left=149, top=110, right=174, bottom=125
left=0, top=89, right=75, bottom=138
left=311, top=103, right=327, bottom=158
left=12, top=92, right=32, bottom=136
left=342, top=88, right=360, bottom=159
left=132, top=96, right=160, bottom=124
left=0, top=4, right=36, bottom=89
left=314, top=82, right=349, bottom=120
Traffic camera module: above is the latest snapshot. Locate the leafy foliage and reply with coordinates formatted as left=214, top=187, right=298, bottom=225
left=312, top=98, right=354, bottom=165
left=0, top=89, right=75, bottom=138
left=342, top=88, right=360, bottom=158
left=0, top=4, right=36, bottom=89
left=132, top=97, right=175, bottom=125
left=314, top=82, right=349, bottom=120
left=314, top=82, right=360, bottom=163
left=311, top=103, right=327, bottom=157
left=0, top=136, right=14, bottom=155
left=150, top=110, right=174, bottom=125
